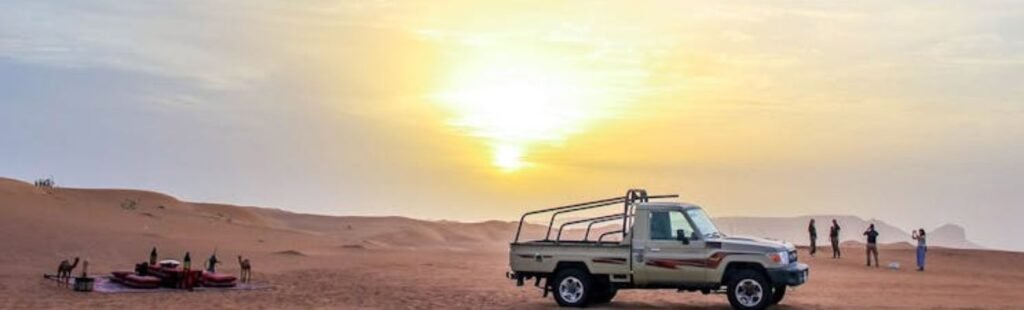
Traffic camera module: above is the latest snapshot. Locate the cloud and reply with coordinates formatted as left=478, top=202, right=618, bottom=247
left=929, top=34, right=1024, bottom=66
left=0, top=1, right=273, bottom=90
left=0, top=1, right=365, bottom=91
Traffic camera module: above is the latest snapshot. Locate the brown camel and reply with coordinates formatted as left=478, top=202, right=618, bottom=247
left=57, top=257, right=79, bottom=286
left=238, top=255, right=251, bottom=283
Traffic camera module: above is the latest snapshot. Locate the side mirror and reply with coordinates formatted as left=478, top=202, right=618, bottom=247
left=676, top=229, right=690, bottom=245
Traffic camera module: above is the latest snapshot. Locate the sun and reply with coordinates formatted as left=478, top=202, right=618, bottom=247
left=434, top=60, right=594, bottom=172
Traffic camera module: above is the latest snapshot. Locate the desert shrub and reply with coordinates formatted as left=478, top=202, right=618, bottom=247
left=121, top=199, right=138, bottom=210
left=33, top=177, right=56, bottom=188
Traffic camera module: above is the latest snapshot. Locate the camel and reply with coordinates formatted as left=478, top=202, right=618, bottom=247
left=238, top=256, right=251, bottom=283
left=56, top=257, right=79, bottom=286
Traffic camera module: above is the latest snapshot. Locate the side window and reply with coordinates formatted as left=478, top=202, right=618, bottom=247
left=649, top=211, right=696, bottom=240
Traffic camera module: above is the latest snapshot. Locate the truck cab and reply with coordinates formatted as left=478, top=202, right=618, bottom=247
left=507, top=190, right=809, bottom=309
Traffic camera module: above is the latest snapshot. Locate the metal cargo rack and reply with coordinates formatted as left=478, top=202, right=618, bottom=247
left=512, top=189, right=679, bottom=244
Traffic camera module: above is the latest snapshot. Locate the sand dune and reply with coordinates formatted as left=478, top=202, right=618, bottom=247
left=1, top=177, right=1022, bottom=309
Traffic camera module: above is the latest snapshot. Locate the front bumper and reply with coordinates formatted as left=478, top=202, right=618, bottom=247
left=767, top=262, right=809, bottom=287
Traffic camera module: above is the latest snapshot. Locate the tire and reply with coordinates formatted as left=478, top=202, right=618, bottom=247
left=590, top=284, right=617, bottom=304
left=726, top=269, right=771, bottom=310
left=552, top=268, right=592, bottom=307
left=769, top=285, right=786, bottom=305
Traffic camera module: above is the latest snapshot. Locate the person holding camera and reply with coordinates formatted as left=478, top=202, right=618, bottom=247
left=912, top=228, right=927, bottom=271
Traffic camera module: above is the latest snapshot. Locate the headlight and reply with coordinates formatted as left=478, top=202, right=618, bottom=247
left=769, top=250, right=790, bottom=265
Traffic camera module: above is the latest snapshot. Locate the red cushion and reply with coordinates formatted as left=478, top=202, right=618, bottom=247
left=124, top=274, right=161, bottom=284
left=202, top=272, right=237, bottom=283
left=121, top=275, right=161, bottom=288
left=110, top=271, right=133, bottom=279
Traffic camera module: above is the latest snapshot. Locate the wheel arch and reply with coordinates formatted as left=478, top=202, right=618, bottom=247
left=554, top=261, right=592, bottom=275
left=722, top=261, right=768, bottom=284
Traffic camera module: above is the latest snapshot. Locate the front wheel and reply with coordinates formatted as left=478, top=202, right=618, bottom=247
left=769, top=285, right=786, bottom=305
left=727, top=269, right=771, bottom=310
left=552, top=268, right=592, bottom=307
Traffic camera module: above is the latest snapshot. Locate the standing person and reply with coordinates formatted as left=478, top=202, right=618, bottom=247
left=864, top=224, right=880, bottom=267
left=808, top=219, right=818, bottom=256
left=912, top=229, right=927, bottom=271
left=207, top=252, right=220, bottom=273
left=830, top=219, right=842, bottom=258
left=149, top=247, right=158, bottom=265
left=183, top=252, right=194, bottom=291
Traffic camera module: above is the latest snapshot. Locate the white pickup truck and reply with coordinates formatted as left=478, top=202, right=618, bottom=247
left=506, top=189, right=808, bottom=309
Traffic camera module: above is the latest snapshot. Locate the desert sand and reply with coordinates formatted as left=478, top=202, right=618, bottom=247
left=2, top=177, right=1023, bottom=309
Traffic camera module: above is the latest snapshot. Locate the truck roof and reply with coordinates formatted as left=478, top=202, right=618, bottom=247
left=637, top=201, right=702, bottom=210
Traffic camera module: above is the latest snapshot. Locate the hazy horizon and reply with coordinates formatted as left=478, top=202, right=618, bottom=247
left=2, top=1, right=1023, bottom=251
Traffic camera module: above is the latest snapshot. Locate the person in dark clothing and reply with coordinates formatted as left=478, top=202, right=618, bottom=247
left=830, top=219, right=841, bottom=258
left=183, top=252, right=194, bottom=291
left=207, top=253, right=220, bottom=273
left=864, top=224, right=880, bottom=267
left=149, top=247, right=158, bottom=266
left=808, top=219, right=818, bottom=256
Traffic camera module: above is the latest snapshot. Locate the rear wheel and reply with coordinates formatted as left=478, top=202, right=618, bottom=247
left=769, top=285, right=786, bottom=305
left=552, top=268, right=592, bottom=307
left=726, top=269, right=771, bottom=310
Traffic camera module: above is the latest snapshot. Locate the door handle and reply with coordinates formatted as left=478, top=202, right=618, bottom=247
left=649, top=247, right=661, bottom=252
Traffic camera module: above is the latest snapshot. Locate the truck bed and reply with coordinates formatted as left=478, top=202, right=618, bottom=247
left=509, top=241, right=631, bottom=276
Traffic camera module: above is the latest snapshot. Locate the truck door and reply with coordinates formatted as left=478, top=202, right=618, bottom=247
left=632, top=209, right=708, bottom=286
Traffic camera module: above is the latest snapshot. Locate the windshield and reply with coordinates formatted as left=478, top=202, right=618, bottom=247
left=686, top=208, right=722, bottom=238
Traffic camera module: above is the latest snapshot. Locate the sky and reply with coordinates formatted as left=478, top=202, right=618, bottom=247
left=1, top=1, right=1023, bottom=251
